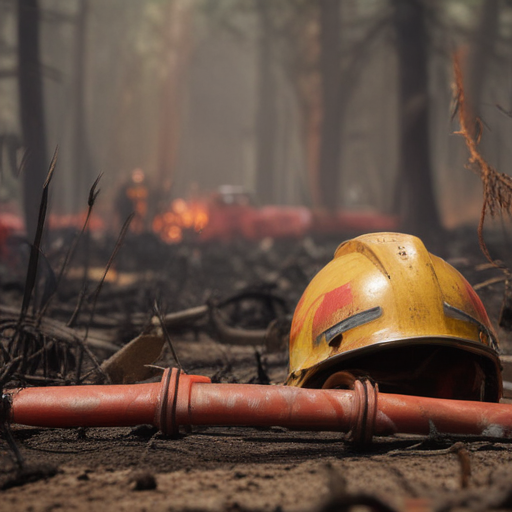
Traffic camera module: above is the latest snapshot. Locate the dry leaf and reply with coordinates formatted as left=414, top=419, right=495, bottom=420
left=101, top=334, right=165, bottom=384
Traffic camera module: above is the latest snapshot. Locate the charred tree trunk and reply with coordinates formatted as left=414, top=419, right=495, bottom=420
left=393, top=0, right=443, bottom=247
left=18, top=0, right=48, bottom=240
left=255, top=0, right=277, bottom=205
left=72, top=0, right=93, bottom=210
left=318, top=0, right=342, bottom=211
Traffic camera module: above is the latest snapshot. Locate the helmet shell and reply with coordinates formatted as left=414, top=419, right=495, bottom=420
left=286, top=233, right=501, bottom=399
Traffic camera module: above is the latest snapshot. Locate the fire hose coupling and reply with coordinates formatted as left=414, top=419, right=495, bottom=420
left=350, top=379, right=378, bottom=447
left=155, top=367, right=211, bottom=437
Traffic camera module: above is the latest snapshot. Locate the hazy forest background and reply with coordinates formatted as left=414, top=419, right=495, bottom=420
left=1, top=0, right=512, bottom=245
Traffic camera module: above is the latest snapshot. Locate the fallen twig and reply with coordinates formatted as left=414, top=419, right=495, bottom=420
left=151, top=305, right=208, bottom=329
left=474, top=276, right=506, bottom=291
left=209, top=305, right=268, bottom=346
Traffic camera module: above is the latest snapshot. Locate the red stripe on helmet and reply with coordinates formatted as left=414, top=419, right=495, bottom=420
left=313, top=283, right=353, bottom=339
left=464, top=280, right=491, bottom=324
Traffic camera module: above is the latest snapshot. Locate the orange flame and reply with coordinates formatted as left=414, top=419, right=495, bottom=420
left=153, top=199, right=209, bottom=244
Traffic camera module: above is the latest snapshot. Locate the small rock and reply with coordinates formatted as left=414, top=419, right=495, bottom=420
left=130, top=424, right=159, bottom=438
left=131, top=472, right=157, bottom=491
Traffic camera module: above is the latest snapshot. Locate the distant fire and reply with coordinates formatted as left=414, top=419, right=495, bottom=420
left=152, top=199, right=209, bottom=243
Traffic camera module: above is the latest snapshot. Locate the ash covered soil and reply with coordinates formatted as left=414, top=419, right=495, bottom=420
left=2, top=228, right=512, bottom=512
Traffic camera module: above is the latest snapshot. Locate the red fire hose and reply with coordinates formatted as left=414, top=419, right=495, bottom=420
left=4, top=368, right=512, bottom=445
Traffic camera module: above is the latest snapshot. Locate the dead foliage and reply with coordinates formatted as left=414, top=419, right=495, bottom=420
left=0, top=155, right=111, bottom=390
left=0, top=153, right=132, bottom=472
left=452, top=55, right=512, bottom=266
left=452, top=54, right=512, bottom=328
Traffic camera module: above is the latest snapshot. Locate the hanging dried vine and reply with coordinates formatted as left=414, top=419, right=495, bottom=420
left=453, top=54, right=512, bottom=329
left=453, top=54, right=512, bottom=272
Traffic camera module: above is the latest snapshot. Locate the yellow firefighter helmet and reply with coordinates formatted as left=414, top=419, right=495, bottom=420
left=286, top=232, right=502, bottom=401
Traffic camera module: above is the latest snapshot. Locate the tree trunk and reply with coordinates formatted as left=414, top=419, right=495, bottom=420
left=393, top=0, right=443, bottom=248
left=318, top=0, right=342, bottom=211
left=255, top=0, right=277, bottom=205
left=467, top=0, right=499, bottom=116
left=18, top=0, right=48, bottom=240
left=156, top=0, right=192, bottom=202
left=72, top=0, right=93, bottom=210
